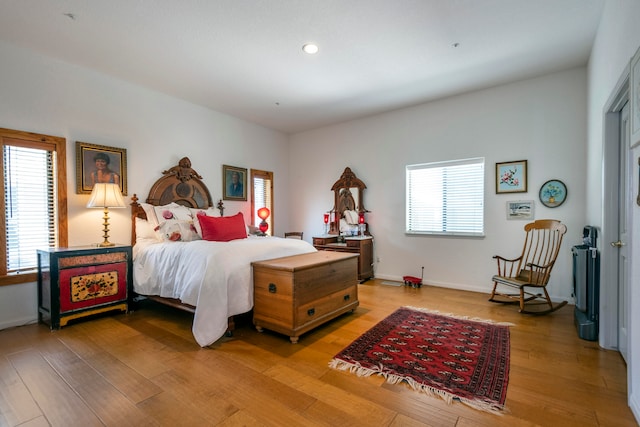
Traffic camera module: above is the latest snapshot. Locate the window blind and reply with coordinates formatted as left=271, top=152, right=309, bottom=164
left=406, top=157, right=484, bottom=237
left=3, top=145, right=57, bottom=273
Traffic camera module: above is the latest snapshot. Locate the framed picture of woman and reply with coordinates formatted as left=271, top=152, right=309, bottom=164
left=76, top=141, right=127, bottom=195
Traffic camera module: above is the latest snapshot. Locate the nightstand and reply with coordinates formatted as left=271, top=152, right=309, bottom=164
left=37, top=245, right=133, bottom=329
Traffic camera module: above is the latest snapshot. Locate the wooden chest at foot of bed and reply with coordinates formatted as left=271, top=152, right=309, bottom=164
left=252, top=251, right=359, bottom=343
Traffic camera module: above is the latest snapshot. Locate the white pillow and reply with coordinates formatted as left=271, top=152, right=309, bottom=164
left=155, top=219, right=200, bottom=242
left=135, top=217, right=160, bottom=242
left=139, top=202, right=159, bottom=227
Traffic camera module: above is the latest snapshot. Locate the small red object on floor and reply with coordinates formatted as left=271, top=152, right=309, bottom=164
left=403, top=266, right=424, bottom=288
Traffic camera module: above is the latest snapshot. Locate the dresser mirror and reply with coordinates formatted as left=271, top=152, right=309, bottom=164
left=329, top=167, right=368, bottom=235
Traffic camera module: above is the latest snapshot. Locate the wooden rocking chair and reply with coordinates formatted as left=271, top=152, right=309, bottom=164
left=490, top=219, right=568, bottom=314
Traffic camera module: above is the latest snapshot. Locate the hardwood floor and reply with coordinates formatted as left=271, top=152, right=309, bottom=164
left=0, top=280, right=636, bottom=426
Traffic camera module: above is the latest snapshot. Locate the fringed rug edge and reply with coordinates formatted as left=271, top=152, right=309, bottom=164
left=328, top=357, right=508, bottom=415
left=403, top=305, right=516, bottom=327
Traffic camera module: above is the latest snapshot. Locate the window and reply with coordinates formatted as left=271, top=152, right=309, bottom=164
left=1, top=128, right=67, bottom=286
left=251, top=169, right=273, bottom=236
left=406, top=157, right=484, bottom=237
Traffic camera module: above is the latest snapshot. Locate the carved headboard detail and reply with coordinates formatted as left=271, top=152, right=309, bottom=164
left=130, top=157, right=223, bottom=244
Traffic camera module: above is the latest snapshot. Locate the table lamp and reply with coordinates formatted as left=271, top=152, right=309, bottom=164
left=87, top=183, right=126, bottom=246
left=358, top=211, right=365, bottom=236
left=257, top=207, right=270, bottom=235
left=323, top=213, right=330, bottom=235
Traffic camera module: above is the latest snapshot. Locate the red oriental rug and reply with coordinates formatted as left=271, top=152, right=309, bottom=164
left=329, top=306, right=512, bottom=413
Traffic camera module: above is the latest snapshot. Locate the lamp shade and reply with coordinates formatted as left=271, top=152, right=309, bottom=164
left=257, top=207, right=270, bottom=220
left=87, top=183, right=126, bottom=208
left=358, top=211, right=365, bottom=224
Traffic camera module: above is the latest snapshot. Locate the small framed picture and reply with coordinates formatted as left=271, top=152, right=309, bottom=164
left=76, top=141, right=127, bottom=195
left=506, top=200, right=534, bottom=220
left=496, top=160, right=527, bottom=194
left=223, top=164, right=247, bottom=201
left=539, top=179, right=567, bottom=208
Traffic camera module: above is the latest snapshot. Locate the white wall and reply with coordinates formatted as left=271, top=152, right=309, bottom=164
left=0, top=41, right=290, bottom=329
left=588, top=0, right=640, bottom=421
left=290, top=68, right=587, bottom=303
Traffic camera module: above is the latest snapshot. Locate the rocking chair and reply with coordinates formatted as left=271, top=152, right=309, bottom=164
left=490, top=219, right=568, bottom=314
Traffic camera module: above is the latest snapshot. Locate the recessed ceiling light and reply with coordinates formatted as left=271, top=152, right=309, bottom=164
left=302, top=43, right=319, bottom=55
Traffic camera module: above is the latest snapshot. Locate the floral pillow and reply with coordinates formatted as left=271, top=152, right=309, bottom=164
left=153, top=203, right=192, bottom=224
left=155, top=220, right=200, bottom=242
left=199, top=212, right=248, bottom=242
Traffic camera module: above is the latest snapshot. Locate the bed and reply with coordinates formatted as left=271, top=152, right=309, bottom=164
left=130, top=157, right=317, bottom=347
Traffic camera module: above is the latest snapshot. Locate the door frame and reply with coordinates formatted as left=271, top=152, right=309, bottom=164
left=601, top=68, right=630, bottom=350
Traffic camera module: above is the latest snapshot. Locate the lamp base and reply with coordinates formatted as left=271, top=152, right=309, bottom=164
left=98, top=241, right=116, bottom=247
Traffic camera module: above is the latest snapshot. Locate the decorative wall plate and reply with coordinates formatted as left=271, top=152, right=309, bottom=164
left=539, top=179, right=567, bottom=208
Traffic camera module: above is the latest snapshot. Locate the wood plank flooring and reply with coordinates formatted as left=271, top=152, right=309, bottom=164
left=0, top=279, right=636, bottom=426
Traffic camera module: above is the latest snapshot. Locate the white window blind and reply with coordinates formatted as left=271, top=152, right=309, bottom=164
left=406, top=157, right=484, bottom=236
left=3, top=145, right=57, bottom=273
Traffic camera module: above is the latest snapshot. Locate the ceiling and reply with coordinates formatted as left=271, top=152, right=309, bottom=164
left=0, top=0, right=604, bottom=134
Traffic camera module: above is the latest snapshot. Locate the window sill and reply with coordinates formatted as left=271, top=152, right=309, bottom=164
left=0, top=272, right=38, bottom=286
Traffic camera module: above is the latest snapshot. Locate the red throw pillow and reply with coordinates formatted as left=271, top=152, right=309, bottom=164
left=199, top=212, right=248, bottom=242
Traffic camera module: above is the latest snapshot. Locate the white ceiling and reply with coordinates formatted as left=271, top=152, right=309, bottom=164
left=0, top=0, right=604, bottom=134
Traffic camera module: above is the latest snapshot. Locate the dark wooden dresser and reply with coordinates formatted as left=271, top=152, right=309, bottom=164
left=312, top=235, right=374, bottom=281
left=252, top=251, right=359, bottom=343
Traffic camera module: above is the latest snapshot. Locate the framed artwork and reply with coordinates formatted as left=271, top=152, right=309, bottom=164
left=496, top=160, right=527, bottom=193
left=223, top=164, right=247, bottom=201
left=506, top=200, right=534, bottom=220
left=76, top=141, right=127, bottom=195
left=631, top=46, right=640, bottom=147
left=539, top=179, right=567, bottom=208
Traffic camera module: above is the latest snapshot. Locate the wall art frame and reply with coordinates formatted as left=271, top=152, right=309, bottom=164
left=539, top=179, right=567, bottom=208
left=631, top=46, right=640, bottom=147
left=222, top=164, right=247, bottom=201
left=496, top=160, right=527, bottom=194
left=506, top=200, right=534, bottom=220
left=76, top=141, right=127, bottom=195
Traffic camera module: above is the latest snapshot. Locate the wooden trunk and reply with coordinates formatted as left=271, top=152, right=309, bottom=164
left=252, top=251, right=359, bottom=343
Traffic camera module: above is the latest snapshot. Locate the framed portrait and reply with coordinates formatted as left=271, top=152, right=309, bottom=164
left=539, top=179, right=567, bottom=208
left=496, top=160, right=527, bottom=193
left=76, top=141, right=127, bottom=195
left=631, top=46, right=640, bottom=147
left=223, top=164, right=247, bottom=201
left=506, top=200, right=534, bottom=220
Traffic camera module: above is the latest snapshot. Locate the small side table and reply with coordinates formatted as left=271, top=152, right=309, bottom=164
left=37, top=245, right=133, bottom=329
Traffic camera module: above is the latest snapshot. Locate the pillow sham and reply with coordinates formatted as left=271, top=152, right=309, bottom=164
left=199, top=212, right=248, bottom=242
left=153, top=203, right=192, bottom=223
left=155, top=219, right=200, bottom=242
left=135, top=217, right=160, bottom=242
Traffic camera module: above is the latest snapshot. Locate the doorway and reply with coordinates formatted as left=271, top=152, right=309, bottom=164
left=601, top=73, right=631, bottom=359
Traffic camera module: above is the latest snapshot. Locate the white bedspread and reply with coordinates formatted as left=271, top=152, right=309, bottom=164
left=133, top=236, right=317, bottom=346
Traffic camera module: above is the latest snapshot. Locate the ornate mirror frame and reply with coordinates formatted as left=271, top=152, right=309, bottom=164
left=329, top=167, right=367, bottom=234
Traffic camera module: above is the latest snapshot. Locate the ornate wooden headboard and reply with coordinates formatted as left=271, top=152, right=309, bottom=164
left=130, top=157, right=224, bottom=244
